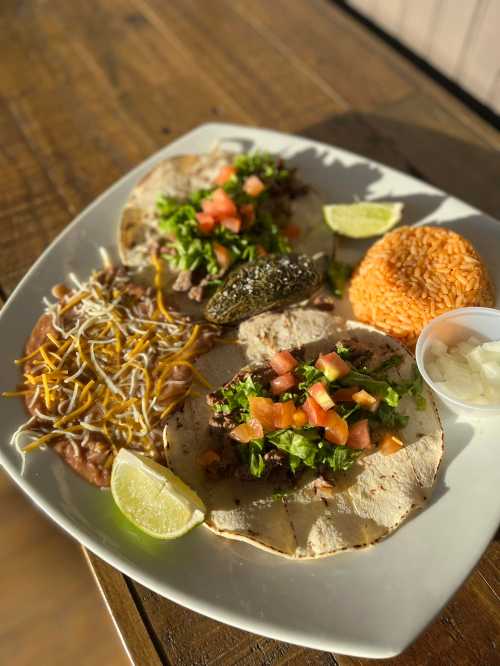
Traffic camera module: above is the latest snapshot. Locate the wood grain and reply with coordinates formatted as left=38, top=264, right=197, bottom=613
left=0, top=0, right=499, bottom=664
left=0, top=472, right=129, bottom=666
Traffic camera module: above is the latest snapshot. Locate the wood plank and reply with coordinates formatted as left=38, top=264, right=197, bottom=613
left=0, top=472, right=129, bottom=666
left=124, top=577, right=340, bottom=666
left=85, top=551, right=162, bottom=666
left=229, top=0, right=413, bottom=111
left=135, top=0, right=346, bottom=128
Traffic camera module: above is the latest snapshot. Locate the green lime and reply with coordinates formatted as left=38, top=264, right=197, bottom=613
left=323, top=202, right=403, bottom=238
left=111, top=449, right=205, bottom=539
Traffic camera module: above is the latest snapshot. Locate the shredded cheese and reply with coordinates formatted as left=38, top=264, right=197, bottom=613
left=5, top=265, right=219, bottom=475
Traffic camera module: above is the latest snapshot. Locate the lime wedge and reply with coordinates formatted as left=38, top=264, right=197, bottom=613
left=111, top=449, right=205, bottom=539
left=323, top=202, right=403, bottom=238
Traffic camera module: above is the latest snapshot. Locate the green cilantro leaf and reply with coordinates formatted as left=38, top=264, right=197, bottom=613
left=327, top=260, right=353, bottom=299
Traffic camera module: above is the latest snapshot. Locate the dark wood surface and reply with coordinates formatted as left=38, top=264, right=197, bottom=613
left=1, top=1, right=499, bottom=664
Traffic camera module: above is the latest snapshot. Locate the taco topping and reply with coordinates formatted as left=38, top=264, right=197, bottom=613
left=206, top=340, right=426, bottom=481
left=156, top=152, right=308, bottom=300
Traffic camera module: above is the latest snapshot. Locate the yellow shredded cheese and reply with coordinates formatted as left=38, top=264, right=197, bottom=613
left=59, top=291, right=89, bottom=316
left=5, top=264, right=219, bottom=473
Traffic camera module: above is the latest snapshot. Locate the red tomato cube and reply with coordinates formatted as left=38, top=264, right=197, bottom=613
left=332, top=386, right=359, bottom=402
left=215, top=165, right=237, bottom=185
left=243, top=175, right=265, bottom=197
left=346, top=419, right=372, bottom=450
left=316, top=352, right=351, bottom=381
left=220, top=217, right=242, bottom=234
left=379, top=433, right=404, bottom=455
left=272, top=400, right=296, bottom=429
left=240, top=203, right=255, bottom=225
left=292, top=408, right=307, bottom=427
left=196, top=212, right=216, bottom=234
left=212, top=242, right=232, bottom=271
left=271, top=372, right=297, bottom=396
left=352, top=389, right=379, bottom=412
left=249, top=396, right=275, bottom=432
left=308, top=382, right=335, bottom=411
left=282, top=223, right=301, bottom=240
left=324, top=410, right=349, bottom=445
left=302, top=396, right=328, bottom=427
left=270, top=350, right=298, bottom=375
left=230, top=418, right=264, bottom=443
left=212, top=188, right=237, bottom=217
left=202, top=188, right=237, bottom=219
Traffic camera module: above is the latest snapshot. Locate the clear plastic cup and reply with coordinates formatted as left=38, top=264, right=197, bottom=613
left=415, top=307, right=500, bottom=416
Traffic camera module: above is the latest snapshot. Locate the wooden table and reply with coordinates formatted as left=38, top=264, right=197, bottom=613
left=1, top=1, right=499, bottom=664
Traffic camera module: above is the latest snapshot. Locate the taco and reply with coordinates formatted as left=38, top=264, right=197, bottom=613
left=165, top=308, right=443, bottom=559
left=119, top=149, right=327, bottom=307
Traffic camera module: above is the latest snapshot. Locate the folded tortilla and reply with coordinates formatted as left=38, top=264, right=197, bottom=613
left=165, top=308, right=444, bottom=559
left=118, top=149, right=328, bottom=310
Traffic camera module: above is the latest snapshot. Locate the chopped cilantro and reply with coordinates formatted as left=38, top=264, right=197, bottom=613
left=296, top=363, right=324, bottom=397
left=265, top=428, right=360, bottom=476
left=327, top=259, right=353, bottom=298
left=375, top=402, right=409, bottom=429
left=335, top=341, right=351, bottom=359
left=340, top=370, right=400, bottom=407
left=394, top=364, right=426, bottom=410
left=248, top=439, right=265, bottom=478
left=213, top=376, right=266, bottom=421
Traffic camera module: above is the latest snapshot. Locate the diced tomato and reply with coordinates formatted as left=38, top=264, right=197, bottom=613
left=273, top=400, right=296, bottom=429
left=240, top=203, right=255, bottom=225
left=346, top=419, right=372, bottom=450
left=303, top=396, right=328, bottom=427
left=332, top=386, right=359, bottom=402
left=324, top=410, right=349, bottom=445
left=201, top=198, right=219, bottom=217
left=215, top=165, right=237, bottom=186
left=352, top=389, right=379, bottom=412
left=292, top=408, right=307, bottom=427
left=271, top=372, right=297, bottom=396
left=212, top=242, right=232, bottom=271
left=196, top=212, right=217, bottom=234
left=308, top=382, right=335, bottom=411
left=220, top=217, right=242, bottom=234
left=243, top=175, right=265, bottom=197
left=202, top=188, right=237, bottom=219
left=256, top=245, right=268, bottom=256
left=379, top=433, right=404, bottom=455
left=197, top=449, right=221, bottom=467
left=249, top=396, right=275, bottom=432
left=270, top=350, right=298, bottom=375
left=316, top=352, right=351, bottom=381
left=212, top=187, right=237, bottom=216
left=282, top=223, right=301, bottom=240
left=230, top=418, right=264, bottom=443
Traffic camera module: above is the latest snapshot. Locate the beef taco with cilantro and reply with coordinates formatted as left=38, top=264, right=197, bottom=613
left=119, top=149, right=327, bottom=306
left=165, top=308, right=443, bottom=559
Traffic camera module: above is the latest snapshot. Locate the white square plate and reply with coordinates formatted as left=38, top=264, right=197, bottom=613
left=1, top=123, right=499, bottom=658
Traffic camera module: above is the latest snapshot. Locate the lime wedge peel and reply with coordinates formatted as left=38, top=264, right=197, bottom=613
left=323, top=202, right=404, bottom=239
left=111, top=449, right=206, bottom=539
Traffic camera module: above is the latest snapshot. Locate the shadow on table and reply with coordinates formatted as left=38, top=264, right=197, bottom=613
left=297, top=111, right=500, bottom=220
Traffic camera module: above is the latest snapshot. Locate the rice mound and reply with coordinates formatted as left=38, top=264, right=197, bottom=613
left=349, top=225, right=495, bottom=347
